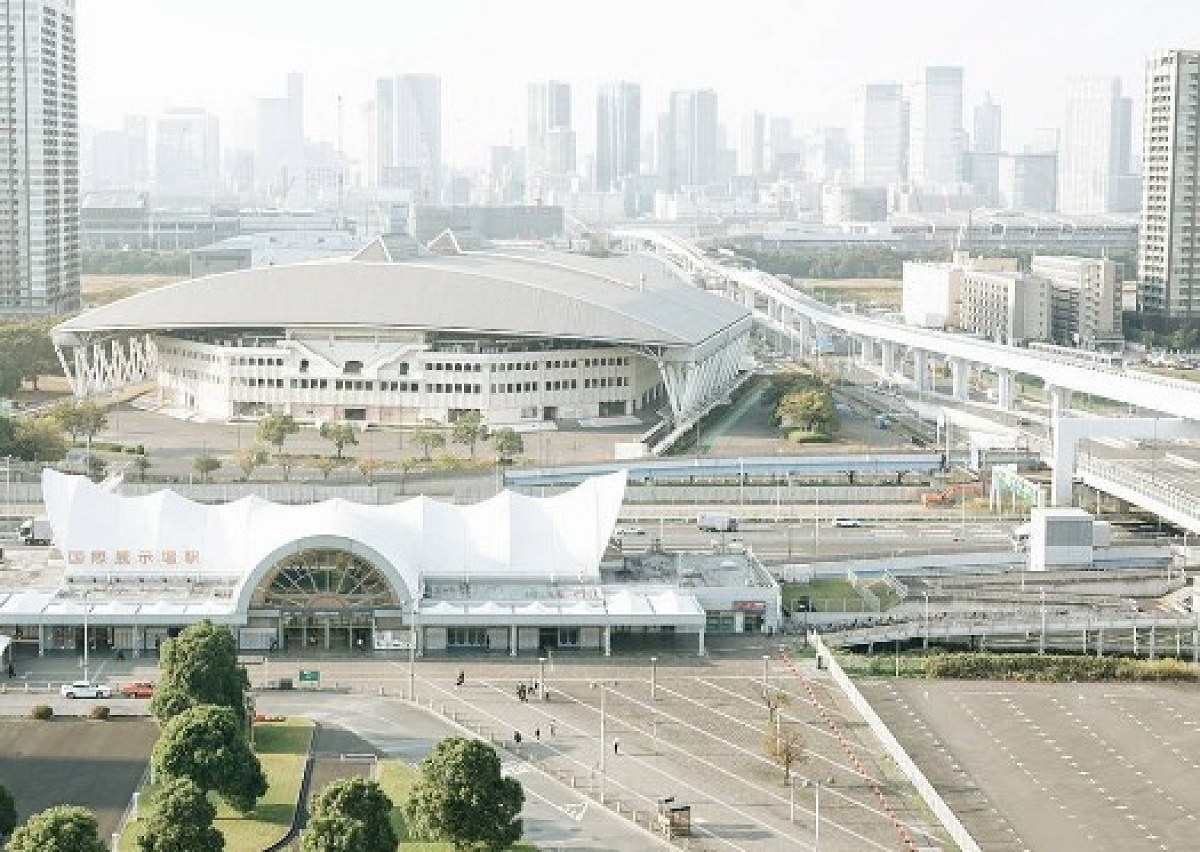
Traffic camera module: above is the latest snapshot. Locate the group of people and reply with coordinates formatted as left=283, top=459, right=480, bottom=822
left=513, top=721, right=555, bottom=748
left=516, top=680, right=550, bottom=702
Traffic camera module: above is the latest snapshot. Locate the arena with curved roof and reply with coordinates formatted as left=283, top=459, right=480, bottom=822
left=52, top=243, right=752, bottom=432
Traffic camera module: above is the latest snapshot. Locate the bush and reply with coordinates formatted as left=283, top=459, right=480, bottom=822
left=89, top=705, right=111, bottom=720
left=31, top=704, right=53, bottom=720
left=787, top=430, right=831, bottom=443
left=921, top=652, right=1200, bottom=683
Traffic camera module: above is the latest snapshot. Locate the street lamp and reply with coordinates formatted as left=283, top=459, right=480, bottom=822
left=590, top=681, right=608, bottom=793
left=1039, top=586, right=1047, bottom=656
left=650, top=656, right=658, bottom=701
left=82, top=589, right=90, bottom=682
left=762, top=654, right=771, bottom=695
left=408, top=598, right=418, bottom=700
left=538, top=656, right=547, bottom=698
left=923, top=591, right=930, bottom=649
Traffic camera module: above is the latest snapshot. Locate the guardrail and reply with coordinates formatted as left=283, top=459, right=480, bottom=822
left=812, top=633, right=984, bottom=852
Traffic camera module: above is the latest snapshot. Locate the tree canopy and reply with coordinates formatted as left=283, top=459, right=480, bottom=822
left=300, top=814, right=367, bottom=852
left=150, top=620, right=249, bottom=723
left=318, top=422, right=359, bottom=459
left=451, top=412, right=486, bottom=459
left=47, top=399, right=108, bottom=444
left=0, top=415, right=68, bottom=462
left=5, top=805, right=107, bottom=852
left=411, top=424, right=446, bottom=460
left=303, top=777, right=395, bottom=852
left=490, top=428, right=523, bottom=463
left=136, top=777, right=224, bottom=852
left=151, top=705, right=267, bottom=813
left=256, top=412, right=299, bottom=450
left=0, top=782, right=16, bottom=838
left=192, top=453, right=221, bottom=483
left=402, top=737, right=524, bottom=852
left=0, top=318, right=59, bottom=394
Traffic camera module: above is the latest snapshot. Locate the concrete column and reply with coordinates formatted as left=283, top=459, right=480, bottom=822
left=510, top=625, right=518, bottom=657
left=604, top=625, right=612, bottom=657
left=912, top=350, right=930, bottom=392
left=996, top=369, right=1016, bottom=410
left=38, top=624, right=45, bottom=656
left=795, top=318, right=812, bottom=357
left=881, top=341, right=897, bottom=377
left=949, top=358, right=970, bottom=401
left=1048, top=385, right=1072, bottom=420
left=698, top=629, right=706, bottom=656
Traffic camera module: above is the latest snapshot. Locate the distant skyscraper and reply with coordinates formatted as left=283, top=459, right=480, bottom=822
left=527, top=81, right=573, bottom=198
left=660, top=89, right=718, bottom=191
left=973, top=93, right=1002, bottom=153
left=855, top=83, right=907, bottom=187
left=0, top=0, right=80, bottom=316
left=595, top=82, right=641, bottom=191
left=373, top=74, right=442, bottom=199
left=255, top=72, right=305, bottom=203
left=1138, top=50, right=1200, bottom=324
left=908, top=66, right=965, bottom=189
left=735, top=112, right=766, bottom=178
left=1058, top=77, right=1129, bottom=213
left=89, top=116, right=149, bottom=193
left=154, top=108, right=221, bottom=202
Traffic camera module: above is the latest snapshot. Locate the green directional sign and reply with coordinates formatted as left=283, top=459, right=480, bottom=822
left=298, top=670, right=320, bottom=683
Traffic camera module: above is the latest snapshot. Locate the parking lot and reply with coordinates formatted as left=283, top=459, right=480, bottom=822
left=858, top=678, right=1200, bottom=851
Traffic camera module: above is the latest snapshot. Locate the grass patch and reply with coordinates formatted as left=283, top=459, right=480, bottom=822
left=120, top=718, right=313, bottom=852
left=378, top=759, right=539, bottom=850
left=866, top=581, right=901, bottom=611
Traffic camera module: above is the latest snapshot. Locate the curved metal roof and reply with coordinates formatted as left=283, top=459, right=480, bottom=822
left=55, top=250, right=750, bottom=349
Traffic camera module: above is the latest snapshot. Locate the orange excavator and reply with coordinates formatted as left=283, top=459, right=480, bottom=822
left=921, top=483, right=982, bottom=506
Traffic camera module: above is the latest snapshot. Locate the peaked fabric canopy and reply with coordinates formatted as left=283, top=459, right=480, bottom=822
left=42, top=469, right=627, bottom=608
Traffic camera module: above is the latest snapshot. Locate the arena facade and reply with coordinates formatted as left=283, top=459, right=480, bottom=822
left=52, top=241, right=752, bottom=429
left=0, top=471, right=782, bottom=658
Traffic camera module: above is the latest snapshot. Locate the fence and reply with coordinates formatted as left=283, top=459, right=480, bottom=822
left=812, top=633, right=983, bottom=852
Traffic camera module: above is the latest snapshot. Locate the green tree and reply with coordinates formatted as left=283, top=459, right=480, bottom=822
left=131, top=452, right=152, bottom=482
left=5, top=805, right=106, bottom=852
left=451, top=412, right=486, bottom=459
left=276, top=451, right=299, bottom=481
left=233, top=445, right=268, bottom=481
left=0, top=781, right=16, bottom=839
left=86, top=453, right=107, bottom=482
left=152, top=705, right=267, bottom=813
left=312, top=456, right=339, bottom=481
left=47, top=399, right=108, bottom=445
left=193, top=453, right=220, bottom=484
left=403, top=737, right=524, bottom=852
left=1140, top=329, right=1157, bottom=349
left=775, top=389, right=837, bottom=434
left=490, top=428, right=524, bottom=463
left=13, top=417, right=66, bottom=462
left=136, top=777, right=224, bottom=852
left=150, top=621, right=249, bottom=723
left=300, top=814, right=367, bottom=852
left=256, top=411, right=299, bottom=451
left=305, top=777, right=395, bottom=852
left=318, top=421, right=359, bottom=459
left=412, top=424, right=446, bottom=461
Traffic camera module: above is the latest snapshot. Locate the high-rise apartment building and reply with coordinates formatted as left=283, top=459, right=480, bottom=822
left=373, top=74, right=442, bottom=199
left=527, top=81, right=573, bottom=198
left=908, top=66, right=965, bottom=190
left=595, top=82, right=641, bottom=192
left=1058, top=77, right=1130, bottom=213
left=659, top=89, right=719, bottom=191
left=855, top=83, right=907, bottom=187
left=1139, top=50, right=1200, bottom=325
left=973, top=93, right=1002, bottom=154
left=0, top=0, right=79, bottom=316
left=735, top=112, right=765, bottom=179
left=154, top=108, right=221, bottom=202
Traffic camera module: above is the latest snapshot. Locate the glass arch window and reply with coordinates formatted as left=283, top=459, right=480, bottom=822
left=252, top=548, right=401, bottom=610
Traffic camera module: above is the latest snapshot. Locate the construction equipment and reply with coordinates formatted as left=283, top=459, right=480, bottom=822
left=921, top=483, right=982, bottom=506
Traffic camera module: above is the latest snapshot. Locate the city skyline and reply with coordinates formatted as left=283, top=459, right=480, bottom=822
left=78, top=0, right=1200, bottom=169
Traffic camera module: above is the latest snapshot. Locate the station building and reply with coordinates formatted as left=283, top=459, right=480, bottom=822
left=0, top=471, right=782, bottom=659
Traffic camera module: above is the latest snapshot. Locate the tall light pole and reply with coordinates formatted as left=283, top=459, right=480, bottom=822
left=82, top=589, right=90, bottom=682
left=650, top=656, right=658, bottom=701
left=1039, top=586, right=1047, bottom=655
left=538, top=656, right=547, bottom=697
left=408, top=598, right=418, bottom=700
left=814, top=779, right=822, bottom=850
left=762, top=654, right=770, bottom=695
left=923, top=591, right=931, bottom=649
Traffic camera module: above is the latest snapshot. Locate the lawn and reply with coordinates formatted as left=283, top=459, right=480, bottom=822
left=378, top=759, right=539, bottom=851
left=119, top=718, right=313, bottom=851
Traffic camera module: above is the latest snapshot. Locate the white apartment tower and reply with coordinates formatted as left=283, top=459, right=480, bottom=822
left=527, top=81, right=573, bottom=200
left=1139, top=50, right=1200, bottom=324
left=0, top=0, right=80, bottom=316
left=1058, top=77, right=1130, bottom=213
left=855, top=83, right=907, bottom=187
left=595, top=82, right=641, bottom=192
left=907, top=66, right=965, bottom=190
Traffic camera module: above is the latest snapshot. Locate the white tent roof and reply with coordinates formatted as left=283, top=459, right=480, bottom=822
left=42, top=469, right=627, bottom=609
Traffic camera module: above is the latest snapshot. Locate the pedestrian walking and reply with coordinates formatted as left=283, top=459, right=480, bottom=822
left=456, top=670, right=465, bottom=688
left=549, top=721, right=556, bottom=737
left=534, top=727, right=541, bottom=741
left=514, top=730, right=523, bottom=747
left=613, top=738, right=620, bottom=755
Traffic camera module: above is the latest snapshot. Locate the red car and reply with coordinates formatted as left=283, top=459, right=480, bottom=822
left=119, top=681, right=155, bottom=698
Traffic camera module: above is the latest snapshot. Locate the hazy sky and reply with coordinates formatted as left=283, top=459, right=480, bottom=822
left=79, top=0, right=1200, bottom=168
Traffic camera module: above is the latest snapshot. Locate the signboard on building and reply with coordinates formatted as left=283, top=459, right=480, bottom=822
left=731, top=600, right=767, bottom=612
left=298, top=670, right=320, bottom=683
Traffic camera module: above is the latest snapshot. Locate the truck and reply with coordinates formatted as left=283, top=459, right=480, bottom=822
left=19, top=516, right=52, bottom=546
left=697, top=513, right=738, bottom=533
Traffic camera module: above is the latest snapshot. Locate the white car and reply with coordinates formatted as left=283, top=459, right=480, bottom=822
left=831, top=518, right=862, bottom=528
left=614, top=525, right=646, bottom=537
left=60, top=680, right=112, bottom=699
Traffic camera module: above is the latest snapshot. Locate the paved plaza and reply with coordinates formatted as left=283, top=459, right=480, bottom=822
left=858, top=678, right=1200, bottom=852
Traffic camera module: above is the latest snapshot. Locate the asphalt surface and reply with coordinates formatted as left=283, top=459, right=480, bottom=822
left=858, top=678, right=1200, bottom=852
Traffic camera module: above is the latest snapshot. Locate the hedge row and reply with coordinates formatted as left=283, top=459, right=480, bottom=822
left=923, top=653, right=1200, bottom=682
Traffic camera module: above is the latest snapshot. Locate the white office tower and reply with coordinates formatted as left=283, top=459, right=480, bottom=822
left=907, top=66, right=965, bottom=190
left=596, top=82, right=641, bottom=192
left=973, top=93, right=1002, bottom=153
left=255, top=73, right=305, bottom=205
left=373, top=74, right=441, bottom=199
left=527, top=81, right=573, bottom=200
left=660, top=89, right=719, bottom=191
left=854, top=83, right=907, bottom=187
left=154, top=108, right=221, bottom=203
left=0, top=0, right=79, bottom=316
left=1058, top=77, right=1131, bottom=213
left=734, top=112, right=765, bottom=179
left=1139, top=50, right=1200, bottom=323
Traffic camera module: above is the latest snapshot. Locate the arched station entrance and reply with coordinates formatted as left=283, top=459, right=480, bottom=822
left=250, top=547, right=405, bottom=652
